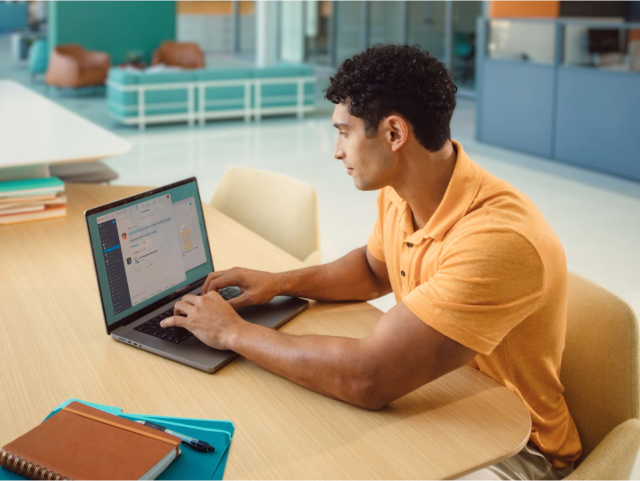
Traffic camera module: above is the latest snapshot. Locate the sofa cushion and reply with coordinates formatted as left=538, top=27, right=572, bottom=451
left=136, top=70, right=196, bottom=84
left=108, top=70, right=197, bottom=117
left=197, top=68, right=252, bottom=81
left=252, top=65, right=314, bottom=108
left=196, top=68, right=251, bottom=111
left=108, top=68, right=139, bottom=85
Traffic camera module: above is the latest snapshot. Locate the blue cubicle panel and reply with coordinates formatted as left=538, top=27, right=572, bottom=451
left=0, top=3, right=28, bottom=32
left=480, top=59, right=556, bottom=158
left=555, top=67, right=640, bottom=182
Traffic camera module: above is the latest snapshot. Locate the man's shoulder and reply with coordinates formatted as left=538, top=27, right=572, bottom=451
left=461, top=168, right=555, bottom=242
left=444, top=173, right=565, bottom=276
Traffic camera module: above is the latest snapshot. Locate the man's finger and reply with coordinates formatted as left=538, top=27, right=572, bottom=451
left=204, top=289, right=223, bottom=300
left=161, top=315, right=188, bottom=329
left=173, top=300, right=195, bottom=317
left=204, top=276, right=236, bottom=294
left=226, top=293, right=252, bottom=309
left=202, top=271, right=223, bottom=294
left=181, top=294, right=202, bottom=306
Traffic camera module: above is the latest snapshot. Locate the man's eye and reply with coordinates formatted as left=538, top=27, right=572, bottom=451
left=340, top=132, right=348, bottom=138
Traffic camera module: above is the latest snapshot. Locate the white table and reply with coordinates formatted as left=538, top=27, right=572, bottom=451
left=0, top=80, right=130, bottom=180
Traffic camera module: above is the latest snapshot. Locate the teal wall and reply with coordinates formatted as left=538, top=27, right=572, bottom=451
left=48, top=1, right=176, bottom=64
left=0, top=3, right=28, bottom=32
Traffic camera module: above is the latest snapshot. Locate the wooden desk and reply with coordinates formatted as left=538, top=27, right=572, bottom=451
left=0, top=81, right=130, bottom=180
left=0, top=184, right=531, bottom=479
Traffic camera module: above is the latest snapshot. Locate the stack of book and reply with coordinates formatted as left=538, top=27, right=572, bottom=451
left=0, top=177, right=67, bottom=225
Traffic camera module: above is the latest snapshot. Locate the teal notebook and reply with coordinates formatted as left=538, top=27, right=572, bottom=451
left=0, top=177, right=64, bottom=197
left=0, top=399, right=235, bottom=480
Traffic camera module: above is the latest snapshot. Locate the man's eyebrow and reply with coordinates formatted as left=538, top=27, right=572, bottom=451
left=333, top=122, right=349, bottom=129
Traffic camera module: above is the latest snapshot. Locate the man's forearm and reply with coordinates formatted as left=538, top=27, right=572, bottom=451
left=228, top=320, right=378, bottom=409
left=274, top=247, right=387, bottom=302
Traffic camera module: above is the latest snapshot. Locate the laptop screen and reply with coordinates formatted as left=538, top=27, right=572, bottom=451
left=86, top=179, right=213, bottom=327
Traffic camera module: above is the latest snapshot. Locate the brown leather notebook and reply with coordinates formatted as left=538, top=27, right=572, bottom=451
left=0, top=401, right=181, bottom=480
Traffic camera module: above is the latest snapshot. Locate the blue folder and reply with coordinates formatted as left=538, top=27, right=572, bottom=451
left=0, top=399, right=235, bottom=480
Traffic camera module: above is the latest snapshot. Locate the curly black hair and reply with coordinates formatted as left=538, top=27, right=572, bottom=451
left=325, top=45, right=457, bottom=152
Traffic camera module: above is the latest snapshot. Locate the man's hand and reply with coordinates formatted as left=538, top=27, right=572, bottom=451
left=201, top=268, right=281, bottom=309
left=201, top=246, right=391, bottom=307
left=161, top=292, right=245, bottom=351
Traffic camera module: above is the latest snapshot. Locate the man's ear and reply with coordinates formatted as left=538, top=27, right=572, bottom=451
left=384, top=115, right=409, bottom=152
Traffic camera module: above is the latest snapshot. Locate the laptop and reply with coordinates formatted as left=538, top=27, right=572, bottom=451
left=85, top=177, right=308, bottom=373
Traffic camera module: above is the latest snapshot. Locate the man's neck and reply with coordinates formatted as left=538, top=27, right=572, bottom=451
left=391, top=140, right=458, bottom=231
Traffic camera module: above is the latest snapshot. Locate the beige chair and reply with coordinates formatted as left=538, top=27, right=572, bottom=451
left=562, top=273, right=640, bottom=479
left=211, top=167, right=321, bottom=266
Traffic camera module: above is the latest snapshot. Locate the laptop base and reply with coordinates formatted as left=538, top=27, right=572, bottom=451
left=112, top=293, right=309, bottom=373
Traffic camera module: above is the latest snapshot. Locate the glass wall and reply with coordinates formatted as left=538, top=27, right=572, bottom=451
left=285, top=1, right=484, bottom=95
left=407, top=2, right=446, bottom=62
left=304, top=1, right=332, bottom=65
left=238, top=1, right=256, bottom=55
left=563, top=25, right=640, bottom=72
left=280, top=1, right=305, bottom=63
left=281, top=1, right=334, bottom=65
left=177, top=1, right=255, bottom=56
left=176, top=1, right=234, bottom=54
left=452, top=1, right=482, bottom=89
left=369, top=2, right=403, bottom=47
left=488, top=20, right=556, bottom=64
left=335, top=1, right=365, bottom=64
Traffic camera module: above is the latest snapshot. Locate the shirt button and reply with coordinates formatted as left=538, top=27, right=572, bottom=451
left=401, top=270, right=406, bottom=277
left=407, top=243, right=413, bottom=247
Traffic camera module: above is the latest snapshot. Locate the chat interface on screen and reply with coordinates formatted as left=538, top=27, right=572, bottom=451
left=95, top=189, right=208, bottom=317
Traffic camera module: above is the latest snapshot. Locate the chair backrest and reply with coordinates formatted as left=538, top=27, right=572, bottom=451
left=454, top=33, right=473, bottom=58
left=54, top=44, right=86, bottom=58
left=210, top=167, right=321, bottom=265
left=560, top=273, right=639, bottom=461
left=28, top=39, right=48, bottom=74
left=153, top=42, right=204, bottom=69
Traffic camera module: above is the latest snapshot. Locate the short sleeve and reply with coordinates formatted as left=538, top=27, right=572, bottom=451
left=367, top=189, right=387, bottom=263
left=403, top=229, right=545, bottom=355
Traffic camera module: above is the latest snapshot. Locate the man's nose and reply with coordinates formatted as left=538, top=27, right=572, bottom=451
left=334, top=145, right=344, bottom=160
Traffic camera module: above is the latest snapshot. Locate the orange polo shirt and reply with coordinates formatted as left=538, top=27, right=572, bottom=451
left=367, top=141, right=582, bottom=467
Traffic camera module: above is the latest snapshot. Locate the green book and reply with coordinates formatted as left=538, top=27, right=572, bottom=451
left=0, top=177, right=65, bottom=198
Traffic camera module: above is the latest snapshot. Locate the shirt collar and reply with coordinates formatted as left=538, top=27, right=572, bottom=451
left=388, top=140, right=482, bottom=242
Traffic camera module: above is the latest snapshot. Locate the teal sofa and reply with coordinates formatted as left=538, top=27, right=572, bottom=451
left=107, top=64, right=316, bottom=129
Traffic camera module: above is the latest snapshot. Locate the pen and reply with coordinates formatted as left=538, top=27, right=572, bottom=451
left=135, top=420, right=215, bottom=453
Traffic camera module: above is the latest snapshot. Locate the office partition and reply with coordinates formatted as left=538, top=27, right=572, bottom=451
left=477, top=19, right=640, bottom=182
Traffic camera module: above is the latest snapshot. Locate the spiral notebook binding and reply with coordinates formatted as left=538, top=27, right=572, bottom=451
left=0, top=449, right=69, bottom=480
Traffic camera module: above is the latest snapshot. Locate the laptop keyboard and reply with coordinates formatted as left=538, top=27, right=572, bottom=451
left=134, top=308, right=191, bottom=343
left=133, top=287, right=242, bottom=344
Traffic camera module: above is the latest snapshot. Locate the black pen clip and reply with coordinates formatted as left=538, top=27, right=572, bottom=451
left=186, top=440, right=215, bottom=453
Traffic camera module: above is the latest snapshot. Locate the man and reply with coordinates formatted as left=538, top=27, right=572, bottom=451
left=161, top=45, right=581, bottom=479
